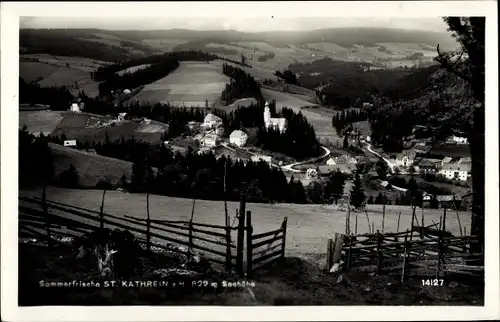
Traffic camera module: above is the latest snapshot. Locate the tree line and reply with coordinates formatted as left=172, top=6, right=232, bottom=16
left=331, top=109, right=368, bottom=136
left=274, top=69, right=298, bottom=85
left=19, top=77, right=74, bottom=110
left=220, top=63, right=264, bottom=104
left=93, top=50, right=218, bottom=81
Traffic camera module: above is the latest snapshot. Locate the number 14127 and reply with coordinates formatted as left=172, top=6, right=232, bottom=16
left=421, top=279, right=444, bottom=286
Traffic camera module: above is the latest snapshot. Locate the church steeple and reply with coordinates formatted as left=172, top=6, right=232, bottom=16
left=264, top=101, right=271, bottom=126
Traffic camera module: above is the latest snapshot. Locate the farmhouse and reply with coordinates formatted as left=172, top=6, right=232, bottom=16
left=197, top=147, right=212, bottom=155
left=417, top=158, right=440, bottom=173
left=117, top=113, right=127, bottom=123
left=447, top=135, right=469, bottom=145
left=229, top=130, right=248, bottom=147
left=325, top=158, right=336, bottom=165
left=202, top=134, right=220, bottom=147
left=306, top=168, right=319, bottom=179
left=251, top=155, right=272, bottom=165
left=334, top=155, right=358, bottom=165
left=63, top=140, right=77, bottom=148
left=438, top=157, right=471, bottom=181
left=362, top=102, right=374, bottom=108
left=394, top=150, right=417, bottom=168
left=264, top=101, right=287, bottom=133
left=436, top=195, right=461, bottom=209
left=203, top=114, right=223, bottom=129
left=317, top=164, right=353, bottom=176
left=69, top=103, right=81, bottom=113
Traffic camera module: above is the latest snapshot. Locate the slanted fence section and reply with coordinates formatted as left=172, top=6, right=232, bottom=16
left=18, top=194, right=238, bottom=270
left=246, top=215, right=287, bottom=277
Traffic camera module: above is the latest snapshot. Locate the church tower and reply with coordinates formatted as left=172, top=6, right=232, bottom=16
left=264, top=101, right=271, bottom=128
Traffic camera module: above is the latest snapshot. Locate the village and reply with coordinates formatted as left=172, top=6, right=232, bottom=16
left=64, top=96, right=473, bottom=210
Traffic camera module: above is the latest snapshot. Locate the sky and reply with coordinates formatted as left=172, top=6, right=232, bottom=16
left=20, top=17, right=449, bottom=33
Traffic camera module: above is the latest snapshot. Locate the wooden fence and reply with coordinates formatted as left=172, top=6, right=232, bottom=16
left=246, top=211, right=287, bottom=277
left=18, top=190, right=288, bottom=277
left=326, top=213, right=483, bottom=280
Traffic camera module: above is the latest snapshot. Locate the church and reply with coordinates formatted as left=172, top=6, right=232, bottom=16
left=264, top=101, right=287, bottom=133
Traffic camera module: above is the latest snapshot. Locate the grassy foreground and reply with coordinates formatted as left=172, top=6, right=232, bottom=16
left=19, top=242, right=483, bottom=306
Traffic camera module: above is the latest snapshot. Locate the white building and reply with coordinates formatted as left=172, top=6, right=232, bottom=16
left=203, top=113, right=223, bottom=129
left=394, top=150, right=417, bottom=168
left=251, top=155, right=272, bottom=166
left=69, top=103, right=81, bottom=113
left=229, top=130, right=248, bottom=147
left=449, top=135, right=468, bottom=145
left=325, top=158, right=336, bottom=165
left=117, top=113, right=127, bottom=123
left=63, top=140, right=77, bottom=147
left=438, top=161, right=470, bottom=181
left=202, top=134, right=220, bottom=147
left=306, top=168, right=319, bottom=179
left=264, top=101, right=287, bottom=133
left=334, top=155, right=358, bottom=165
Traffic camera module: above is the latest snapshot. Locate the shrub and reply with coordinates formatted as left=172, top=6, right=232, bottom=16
left=58, top=164, right=79, bottom=188
left=96, top=177, right=113, bottom=190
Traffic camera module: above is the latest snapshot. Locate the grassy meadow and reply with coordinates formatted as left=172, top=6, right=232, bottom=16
left=20, top=187, right=472, bottom=263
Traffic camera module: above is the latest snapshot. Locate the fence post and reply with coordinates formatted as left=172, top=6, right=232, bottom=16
left=354, top=213, right=358, bottom=235
left=42, top=184, right=51, bottom=248
left=236, top=192, right=246, bottom=277
left=146, top=193, right=151, bottom=252
left=442, top=207, right=447, bottom=233
left=401, top=229, right=409, bottom=283
left=437, top=216, right=443, bottom=278
left=281, top=217, right=288, bottom=264
left=99, top=189, right=107, bottom=230
left=382, top=202, right=386, bottom=233
left=409, top=206, right=416, bottom=242
left=326, top=238, right=333, bottom=271
left=246, top=210, right=253, bottom=278
left=396, top=211, right=402, bottom=241
left=225, top=226, right=232, bottom=273
left=348, top=236, right=353, bottom=269
left=376, top=230, right=382, bottom=274
left=420, top=207, right=425, bottom=239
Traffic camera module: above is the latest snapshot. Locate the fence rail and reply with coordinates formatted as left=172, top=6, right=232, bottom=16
left=19, top=193, right=236, bottom=269
left=19, top=190, right=289, bottom=277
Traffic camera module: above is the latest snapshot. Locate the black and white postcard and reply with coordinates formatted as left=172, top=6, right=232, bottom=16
left=1, top=1, right=499, bottom=321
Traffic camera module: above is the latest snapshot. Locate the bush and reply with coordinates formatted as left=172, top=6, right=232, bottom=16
left=58, top=164, right=79, bottom=188
left=96, top=177, right=113, bottom=190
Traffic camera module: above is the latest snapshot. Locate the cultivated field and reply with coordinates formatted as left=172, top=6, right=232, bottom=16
left=48, top=144, right=132, bottom=187
left=19, top=110, right=65, bottom=136
left=134, top=61, right=230, bottom=106
left=19, top=186, right=472, bottom=263
left=19, top=57, right=101, bottom=98
left=19, top=62, right=59, bottom=82
left=50, top=112, right=167, bottom=144
left=141, top=38, right=189, bottom=52
left=116, top=64, right=152, bottom=76
left=21, top=54, right=110, bottom=72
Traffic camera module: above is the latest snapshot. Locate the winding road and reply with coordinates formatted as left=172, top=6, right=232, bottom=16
left=221, top=142, right=330, bottom=173
left=363, top=142, right=408, bottom=192
left=280, top=146, right=331, bottom=173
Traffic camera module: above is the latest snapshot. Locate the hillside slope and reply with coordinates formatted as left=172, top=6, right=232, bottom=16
left=49, top=143, right=132, bottom=187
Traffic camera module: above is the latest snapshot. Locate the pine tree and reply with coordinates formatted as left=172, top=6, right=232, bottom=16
left=131, top=158, right=146, bottom=192
left=350, top=171, right=365, bottom=209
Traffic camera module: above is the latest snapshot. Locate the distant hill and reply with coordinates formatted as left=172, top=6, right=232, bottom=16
left=20, top=27, right=458, bottom=63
